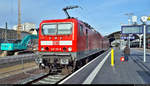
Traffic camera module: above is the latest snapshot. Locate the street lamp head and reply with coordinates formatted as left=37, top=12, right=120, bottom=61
left=141, top=16, right=148, bottom=24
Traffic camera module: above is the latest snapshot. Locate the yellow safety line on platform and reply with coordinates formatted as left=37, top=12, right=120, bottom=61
left=111, top=48, right=114, bottom=67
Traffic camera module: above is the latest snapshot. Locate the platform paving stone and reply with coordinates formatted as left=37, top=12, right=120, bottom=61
left=61, top=48, right=150, bottom=84
left=92, top=48, right=150, bottom=84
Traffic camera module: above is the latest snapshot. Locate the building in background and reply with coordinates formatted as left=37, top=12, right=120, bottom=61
left=13, top=22, right=36, bottom=32
left=0, top=28, right=31, bottom=43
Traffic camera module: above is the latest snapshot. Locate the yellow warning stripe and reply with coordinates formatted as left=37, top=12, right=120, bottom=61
left=111, top=48, right=114, bottom=67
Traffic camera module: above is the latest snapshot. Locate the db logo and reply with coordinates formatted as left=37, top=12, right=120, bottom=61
left=120, top=57, right=125, bottom=62
left=53, top=41, right=59, bottom=45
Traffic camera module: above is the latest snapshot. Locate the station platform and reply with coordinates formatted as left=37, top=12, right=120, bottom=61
left=59, top=47, right=150, bottom=84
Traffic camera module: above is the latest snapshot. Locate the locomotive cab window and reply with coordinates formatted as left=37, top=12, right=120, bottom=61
left=42, top=24, right=57, bottom=35
left=57, top=23, right=72, bottom=35
left=42, top=23, right=72, bottom=35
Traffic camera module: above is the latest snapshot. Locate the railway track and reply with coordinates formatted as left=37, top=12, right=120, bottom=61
left=25, top=73, right=67, bottom=84
left=0, top=61, right=37, bottom=79
left=33, top=74, right=67, bottom=84
left=23, top=51, right=105, bottom=84
left=24, top=66, right=73, bottom=84
left=0, top=53, right=42, bottom=84
left=0, top=50, right=105, bottom=84
left=0, top=53, right=68, bottom=84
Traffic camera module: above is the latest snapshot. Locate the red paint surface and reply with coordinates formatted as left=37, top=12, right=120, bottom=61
left=38, top=18, right=110, bottom=53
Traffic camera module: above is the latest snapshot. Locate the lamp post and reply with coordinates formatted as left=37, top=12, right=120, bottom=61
left=141, top=16, right=148, bottom=62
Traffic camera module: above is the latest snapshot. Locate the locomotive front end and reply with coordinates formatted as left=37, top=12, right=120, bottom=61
left=36, top=19, right=77, bottom=73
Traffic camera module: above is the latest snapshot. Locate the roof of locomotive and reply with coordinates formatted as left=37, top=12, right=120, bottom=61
left=40, top=18, right=103, bottom=37
left=40, top=18, right=77, bottom=23
left=80, top=21, right=103, bottom=37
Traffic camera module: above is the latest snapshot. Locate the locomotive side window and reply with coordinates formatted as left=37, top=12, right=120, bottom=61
left=80, top=24, right=84, bottom=36
left=42, top=24, right=57, bottom=35
left=58, top=23, right=72, bottom=35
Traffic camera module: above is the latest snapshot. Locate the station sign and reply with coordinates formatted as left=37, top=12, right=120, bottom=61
left=147, top=25, right=150, bottom=33
left=120, top=36, right=135, bottom=39
left=121, top=25, right=143, bottom=34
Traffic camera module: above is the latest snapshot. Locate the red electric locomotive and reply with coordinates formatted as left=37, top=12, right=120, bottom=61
left=35, top=6, right=109, bottom=73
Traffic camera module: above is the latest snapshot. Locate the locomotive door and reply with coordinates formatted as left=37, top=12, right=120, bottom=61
left=86, top=29, right=88, bottom=50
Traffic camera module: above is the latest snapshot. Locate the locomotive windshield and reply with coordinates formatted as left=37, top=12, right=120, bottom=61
left=42, top=23, right=72, bottom=35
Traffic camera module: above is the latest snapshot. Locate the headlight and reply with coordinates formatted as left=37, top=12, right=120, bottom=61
left=68, top=47, right=72, bottom=51
left=55, top=37, right=57, bottom=39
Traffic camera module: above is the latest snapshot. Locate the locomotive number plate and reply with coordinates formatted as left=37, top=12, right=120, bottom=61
left=60, top=58, right=69, bottom=64
left=53, top=41, right=59, bottom=45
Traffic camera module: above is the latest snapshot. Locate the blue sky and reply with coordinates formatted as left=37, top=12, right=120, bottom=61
left=0, top=0, right=150, bottom=36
